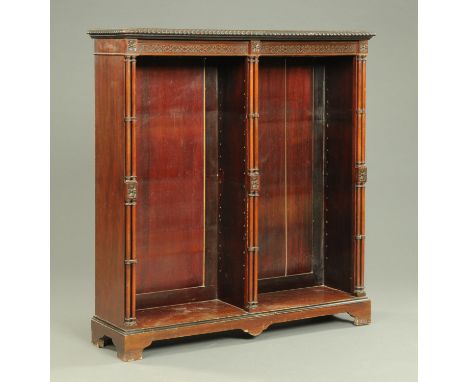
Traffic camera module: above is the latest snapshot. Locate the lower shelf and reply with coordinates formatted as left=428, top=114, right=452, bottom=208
left=91, top=286, right=371, bottom=361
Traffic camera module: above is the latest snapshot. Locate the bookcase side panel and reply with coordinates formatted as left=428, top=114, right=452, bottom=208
left=323, top=57, right=354, bottom=293
left=217, top=59, right=248, bottom=309
left=95, top=55, right=126, bottom=326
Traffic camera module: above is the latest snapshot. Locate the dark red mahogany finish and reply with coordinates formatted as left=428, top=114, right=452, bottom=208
left=258, top=58, right=315, bottom=281
left=136, top=57, right=205, bottom=294
left=89, top=28, right=374, bottom=361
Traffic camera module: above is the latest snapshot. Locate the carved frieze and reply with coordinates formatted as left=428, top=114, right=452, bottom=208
left=259, top=42, right=359, bottom=56
left=137, top=42, right=248, bottom=55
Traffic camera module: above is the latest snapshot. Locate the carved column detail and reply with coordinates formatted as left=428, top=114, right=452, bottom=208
left=353, top=55, right=367, bottom=297
left=124, top=55, right=137, bottom=325
left=245, top=55, right=259, bottom=310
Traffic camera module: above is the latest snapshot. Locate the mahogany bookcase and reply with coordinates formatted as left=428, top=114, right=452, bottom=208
left=88, top=28, right=374, bottom=361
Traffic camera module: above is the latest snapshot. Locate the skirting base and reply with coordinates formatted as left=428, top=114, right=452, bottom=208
left=92, top=293, right=371, bottom=362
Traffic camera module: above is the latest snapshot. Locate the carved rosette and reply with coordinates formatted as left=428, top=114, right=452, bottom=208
left=359, top=40, right=368, bottom=54
left=247, top=168, right=260, bottom=195
left=251, top=40, right=261, bottom=54
left=127, top=39, right=137, bottom=52
left=356, top=166, right=367, bottom=185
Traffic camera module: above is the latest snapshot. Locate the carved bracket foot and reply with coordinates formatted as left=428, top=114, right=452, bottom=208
left=347, top=299, right=371, bottom=326
left=352, top=316, right=371, bottom=326
left=242, top=321, right=271, bottom=337
left=113, top=335, right=153, bottom=362
left=91, top=318, right=152, bottom=361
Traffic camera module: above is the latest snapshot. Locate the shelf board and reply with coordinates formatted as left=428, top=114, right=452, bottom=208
left=133, top=286, right=358, bottom=330
left=135, top=300, right=245, bottom=329
left=257, top=286, right=355, bottom=312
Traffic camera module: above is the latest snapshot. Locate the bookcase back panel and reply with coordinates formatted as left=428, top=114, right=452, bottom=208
left=257, top=59, right=286, bottom=278
left=135, top=58, right=207, bottom=294
left=258, top=58, right=315, bottom=281
left=285, top=61, right=314, bottom=275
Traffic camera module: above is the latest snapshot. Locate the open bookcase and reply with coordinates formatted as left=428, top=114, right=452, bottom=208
left=89, top=28, right=374, bottom=361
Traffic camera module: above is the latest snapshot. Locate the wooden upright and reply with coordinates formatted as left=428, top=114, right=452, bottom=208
left=245, top=42, right=260, bottom=310
left=89, top=28, right=374, bottom=361
left=353, top=50, right=368, bottom=297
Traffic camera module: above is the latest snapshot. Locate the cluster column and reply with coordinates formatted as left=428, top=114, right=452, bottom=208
left=124, top=54, right=137, bottom=325
left=353, top=54, right=367, bottom=297
left=245, top=49, right=260, bottom=310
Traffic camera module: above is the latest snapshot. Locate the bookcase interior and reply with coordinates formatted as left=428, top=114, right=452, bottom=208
left=133, top=56, right=355, bottom=316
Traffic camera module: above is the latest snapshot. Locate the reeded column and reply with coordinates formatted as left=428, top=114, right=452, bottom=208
left=245, top=49, right=260, bottom=310
left=353, top=54, right=367, bottom=297
left=124, top=53, right=137, bottom=325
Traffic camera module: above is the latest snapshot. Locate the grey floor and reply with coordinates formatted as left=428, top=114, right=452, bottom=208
left=51, top=271, right=417, bottom=382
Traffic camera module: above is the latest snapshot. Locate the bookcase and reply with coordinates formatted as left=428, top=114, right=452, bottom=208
left=88, top=28, right=374, bottom=361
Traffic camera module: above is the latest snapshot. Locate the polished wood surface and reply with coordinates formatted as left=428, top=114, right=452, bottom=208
left=136, top=300, right=245, bottom=328
left=312, top=64, right=326, bottom=283
left=258, top=58, right=286, bottom=278
left=129, top=286, right=359, bottom=330
left=91, top=30, right=373, bottom=361
left=258, top=58, right=315, bottom=282
left=136, top=57, right=205, bottom=294
left=285, top=60, right=314, bottom=275
left=324, top=58, right=354, bottom=293
left=245, top=53, right=259, bottom=309
left=353, top=55, right=367, bottom=296
left=94, top=55, right=126, bottom=327
left=217, top=58, right=248, bottom=309
left=92, top=291, right=371, bottom=361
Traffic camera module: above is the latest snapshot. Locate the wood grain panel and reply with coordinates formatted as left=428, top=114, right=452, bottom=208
left=217, top=59, right=248, bottom=308
left=312, top=64, right=326, bottom=283
left=94, top=39, right=127, bottom=54
left=136, top=286, right=217, bottom=309
left=133, top=285, right=356, bottom=329
left=134, top=285, right=355, bottom=329
left=95, top=55, right=126, bottom=326
left=257, top=285, right=354, bottom=312
left=258, top=58, right=315, bottom=280
left=136, top=300, right=245, bottom=328
left=136, top=57, right=205, bottom=293
left=285, top=60, right=314, bottom=275
left=204, top=62, right=220, bottom=292
left=258, top=273, right=316, bottom=293
left=258, top=58, right=286, bottom=278
left=324, top=57, right=354, bottom=293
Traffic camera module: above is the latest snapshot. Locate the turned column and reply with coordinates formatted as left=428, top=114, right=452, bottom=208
left=245, top=44, right=260, bottom=309
left=124, top=53, right=137, bottom=325
left=353, top=51, right=367, bottom=297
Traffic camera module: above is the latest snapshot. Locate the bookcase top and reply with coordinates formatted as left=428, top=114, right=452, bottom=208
left=88, top=28, right=375, bottom=41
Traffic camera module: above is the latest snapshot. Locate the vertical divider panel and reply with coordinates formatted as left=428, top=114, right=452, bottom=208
left=217, top=58, right=248, bottom=309
left=323, top=58, right=354, bottom=293
left=312, top=64, right=326, bottom=284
